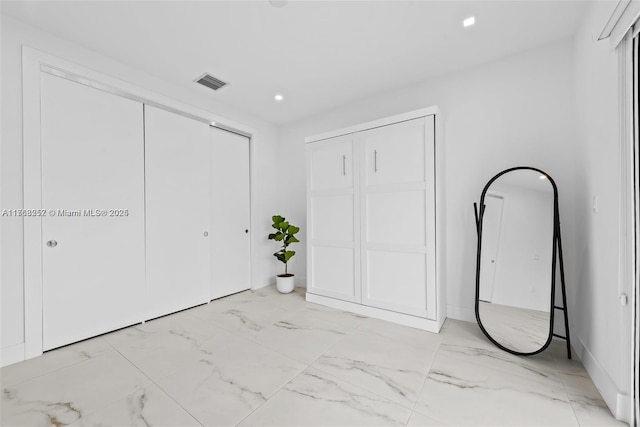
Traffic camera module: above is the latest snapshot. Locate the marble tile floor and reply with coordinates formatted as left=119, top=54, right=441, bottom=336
left=0, top=286, right=626, bottom=427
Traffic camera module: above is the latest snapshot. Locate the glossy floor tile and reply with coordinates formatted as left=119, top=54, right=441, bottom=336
left=154, top=336, right=306, bottom=426
left=413, top=344, right=576, bottom=426
left=238, top=367, right=412, bottom=426
left=67, top=384, right=201, bottom=427
left=1, top=286, right=624, bottom=426
left=311, top=329, right=438, bottom=407
left=2, top=352, right=151, bottom=426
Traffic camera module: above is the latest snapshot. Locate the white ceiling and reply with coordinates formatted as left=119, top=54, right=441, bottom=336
left=1, top=1, right=587, bottom=125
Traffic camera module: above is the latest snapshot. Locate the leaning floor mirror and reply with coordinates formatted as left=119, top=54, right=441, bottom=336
left=474, top=167, right=571, bottom=358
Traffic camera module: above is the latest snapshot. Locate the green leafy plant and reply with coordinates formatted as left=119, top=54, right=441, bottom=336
left=268, top=215, right=300, bottom=276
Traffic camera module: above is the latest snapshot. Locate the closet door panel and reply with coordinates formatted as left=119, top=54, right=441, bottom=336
left=309, top=193, right=356, bottom=301
left=364, top=251, right=427, bottom=316
left=210, top=127, right=251, bottom=300
left=363, top=118, right=426, bottom=187
left=366, top=190, right=426, bottom=246
left=311, top=195, right=354, bottom=243
left=307, top=135, right=359, bottom=302
left=311, top=247, right=356, bottom=301
left=41, top=73, right=145, bottom=350
left=145, top=106, right=211, bottom=319
left=309, top=136, right=353, bottom=191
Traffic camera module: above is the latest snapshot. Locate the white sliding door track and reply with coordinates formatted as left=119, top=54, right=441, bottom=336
left=41, top=65, right=251, bottom=139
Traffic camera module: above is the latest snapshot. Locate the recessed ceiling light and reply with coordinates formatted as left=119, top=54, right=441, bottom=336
left=463, top=16, right=476, bottom=27
left=274, top=94, right=284, bottom=101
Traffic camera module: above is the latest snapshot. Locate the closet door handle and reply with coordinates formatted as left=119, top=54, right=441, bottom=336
left=374, top=150, right=378, bottom=172
left=342, top=155, right=346, bottom=176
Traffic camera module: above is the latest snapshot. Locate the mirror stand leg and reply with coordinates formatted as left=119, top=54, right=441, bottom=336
left=556, top=220, right=572, bottom=359
left=473, top=202, right=479, bottom=235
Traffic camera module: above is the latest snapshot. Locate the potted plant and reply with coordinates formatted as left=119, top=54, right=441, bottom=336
left=268, top=215, right=300, bottom=293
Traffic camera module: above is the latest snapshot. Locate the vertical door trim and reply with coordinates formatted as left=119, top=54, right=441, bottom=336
left=424, top=115, right=437, bottom=317
left=21, top=47, right=254, bottom=362
left=22, top=48, right=45, bottom=360
left=354, top=135, right=362, bottom=304
left=357, top=130, right=367, bottom=306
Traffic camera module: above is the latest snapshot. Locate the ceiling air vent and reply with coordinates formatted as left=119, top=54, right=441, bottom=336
left=195, top=73, right=228, bottom=91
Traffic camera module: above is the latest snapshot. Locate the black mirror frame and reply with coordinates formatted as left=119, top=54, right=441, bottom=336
left=473, top=166, right=572, bottom=358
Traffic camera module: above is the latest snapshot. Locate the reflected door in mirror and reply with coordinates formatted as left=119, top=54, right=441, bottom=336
left=479, top=195, right=504, bottom=302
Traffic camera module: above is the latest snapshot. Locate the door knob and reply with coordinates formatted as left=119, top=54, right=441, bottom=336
left=47, top=240, right=58, bottom=248
left=245, top=229, right=249, bottom=234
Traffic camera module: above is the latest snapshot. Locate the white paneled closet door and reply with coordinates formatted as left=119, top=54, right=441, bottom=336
left=145, top=106, right=211, bottom=319
left=41, top=73, right=145, bottom=350
left=210, top=127, right=251, bottom=299
left=307, top=135, right=360, bottom=302
left=359, top=116, right=436, bottom=318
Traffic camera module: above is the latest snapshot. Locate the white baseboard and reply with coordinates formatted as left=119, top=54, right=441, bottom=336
left=253, top=276, right=307, bottom=290
left=306, top=292, right=443, bottom=333
left=575, top=335, right=630, bottom=423
left=1, top=343, right=25, bottom=367
left=616, top=393, right=631, bottom=425
left=447, top=305, right=475, bottom=322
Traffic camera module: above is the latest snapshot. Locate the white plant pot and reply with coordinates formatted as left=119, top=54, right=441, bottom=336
left=276, top=274, right=295, bottom=293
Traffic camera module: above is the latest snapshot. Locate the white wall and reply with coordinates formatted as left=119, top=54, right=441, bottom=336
left=0, top=15, right=280, bottom=363
left=572, top=1, right=632, bottom=421
left=278, top=39, right=578, bottom=323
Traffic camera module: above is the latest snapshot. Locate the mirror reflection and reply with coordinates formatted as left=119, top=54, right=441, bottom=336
left=477, top=169, right=555, bottom=354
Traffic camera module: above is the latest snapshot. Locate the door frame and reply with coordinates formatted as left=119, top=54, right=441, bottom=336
left=632, top=27, right=640, bottom=427
left=619, top=29, right=638, bottom=425
left=22, top=47, right=255, bottom=360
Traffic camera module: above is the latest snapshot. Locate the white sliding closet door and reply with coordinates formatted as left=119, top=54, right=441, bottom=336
left=41, top=73, right=145, bottom=350
left=210, top=127, right=251, bottom=299
left=145, top=106, right=211, bottom=319
left=359, top=117, right=436, bottom=318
